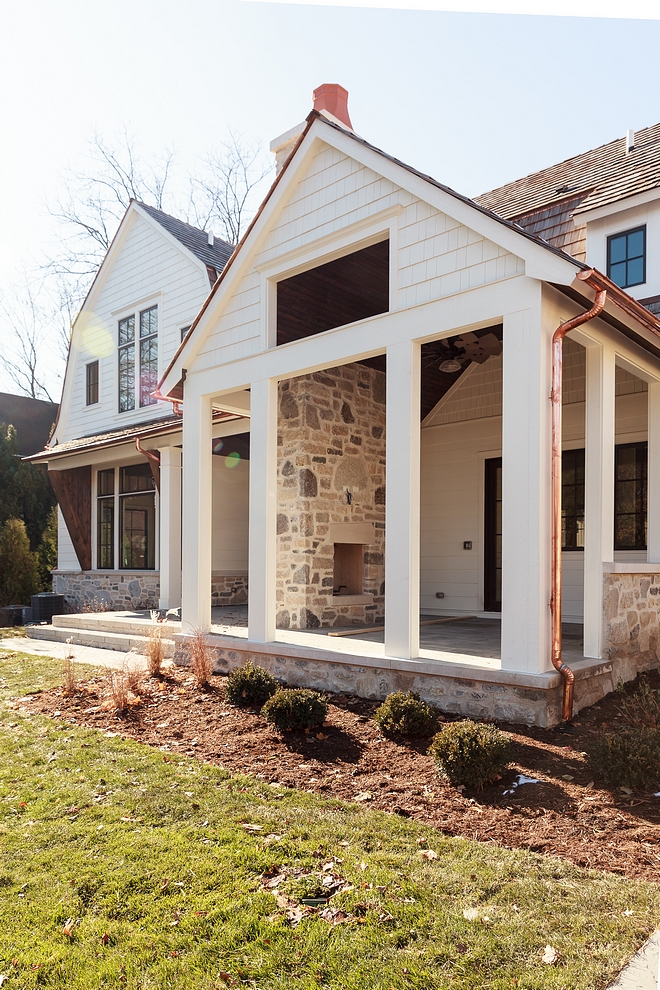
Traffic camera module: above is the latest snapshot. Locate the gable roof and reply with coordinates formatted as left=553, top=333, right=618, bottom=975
left=0, top=392, right=58, bottom=456
left=475, top=123, right=660, bottom=223
left=136, top=202, right=234, bottom=272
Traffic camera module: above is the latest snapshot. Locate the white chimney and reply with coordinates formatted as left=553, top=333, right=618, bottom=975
left=207, top=230, right=214, bottom=247
left=626, top=128, right=635, bottom=154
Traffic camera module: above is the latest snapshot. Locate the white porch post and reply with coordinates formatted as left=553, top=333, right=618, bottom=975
left=248, top=378, right=278, bottom=643
left=158, top=446, right=182, bottom=610
left=583, top=341, right=615, bottom=658
left=384, top=339, right=421, bottom=659
left=181, top=390, right=213, bottom=632
left=648, top=382, right=660, bottom=562
left=500, top=306, right=553, bottom=672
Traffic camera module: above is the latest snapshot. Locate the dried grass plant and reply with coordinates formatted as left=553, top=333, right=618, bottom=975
left=124, top=655, right=142, bottom=692
left=62, top=657, right=76, bottom=697
left=145, top=624, right=165, bottom=677
left=188, top=628, right=214, bottom=690
left=109, top=670, right=129, bottom=712
left=80, top=595, right=114, bottom=614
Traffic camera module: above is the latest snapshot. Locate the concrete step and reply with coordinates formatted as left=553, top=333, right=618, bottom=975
left=51, top=613, right=181, bottom=638
left=26, top=624, right=177, bottom=657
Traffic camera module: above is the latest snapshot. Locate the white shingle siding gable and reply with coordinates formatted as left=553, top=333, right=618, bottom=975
left=60, top=212, right=211, bottom=443
left=195, top=141, right=524, bottom=371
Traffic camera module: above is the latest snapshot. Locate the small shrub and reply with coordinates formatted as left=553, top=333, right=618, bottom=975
left=0, top=518, right=39, bottom=607
left=374, top=691, right=438, bottom=738
left=188, top=629, right=214, bottom=689
left=618, top=678, right=660, bottom=729
left=428, top=720, right=512, bottom=789
left=226, top=662, right=278, bottom=707
left=124, top=657, right=142, bottom=692
left=145, top=625, right=165, bottom=677
left=62, top=657, right=76, bottom=697
left=587, top=726, right=660, bottom=790
left=261, top=688, right=328, bottom=732
left=80, top=595, right=114, bottom=614
left=109, top=670, right=129, bottom=712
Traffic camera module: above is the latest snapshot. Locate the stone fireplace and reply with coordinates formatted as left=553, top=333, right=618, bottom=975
left=276, top=362, right=386, bottom=629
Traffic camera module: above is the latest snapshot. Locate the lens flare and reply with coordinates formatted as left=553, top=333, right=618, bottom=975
left=80, top=317, right=114, bottom=359
left=213, top=440, right=225, bottom=455
left=225, top=452, right=241, bottom=469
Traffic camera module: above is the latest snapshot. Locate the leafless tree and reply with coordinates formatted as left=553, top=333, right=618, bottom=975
left=0, top=281, right=61, bottom=401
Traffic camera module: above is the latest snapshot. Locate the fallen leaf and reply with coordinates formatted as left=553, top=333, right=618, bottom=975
left=354, top=792, right=373, bottom=802
left=623, top=908, right=634, bottom=916
left=541, top=945, right=559, bottom=965
left=242, top=823, right=264, bottom=832
left=561, top=775, right=574, bottom=782
left=101, top=933, right=109, bottom=945
left=62, top=918, right=75, bottom=938
left=463, top=908, right=479, bottom=921
left=420, top=849, right=438, bottom=860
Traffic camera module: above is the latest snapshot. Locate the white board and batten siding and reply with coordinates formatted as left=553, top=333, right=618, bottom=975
left=193, top=141, right=525, bottom=373
left=60, top=211, right=211, bottom=444
left=420, top=339, right=649, bottom=622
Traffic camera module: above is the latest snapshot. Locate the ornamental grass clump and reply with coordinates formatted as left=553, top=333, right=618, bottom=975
left=428, top=719, right=512, bottom=789
left=373, top=691, right=438, bottom=738
left=261, top=688, right=328, bottom=732
left=587, top=726, right=660, bottom=790
left=226, top=661, right=279, bottom=708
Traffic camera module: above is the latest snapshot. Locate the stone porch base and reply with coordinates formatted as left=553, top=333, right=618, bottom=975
left=172, top=631, right=660, bottom=727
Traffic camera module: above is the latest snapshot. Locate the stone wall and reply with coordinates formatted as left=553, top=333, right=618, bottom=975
left=211, top=573, right=248, bottom=606
left=277, top=363, right=386, bottom=630
left=53, top=571, right=160, bottom=610
left=603, top=571, right=660, bottom=666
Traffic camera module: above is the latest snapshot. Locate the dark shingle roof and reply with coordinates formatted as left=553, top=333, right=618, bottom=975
left=0, top=392, right=59, bottom=456
left=475, top=123, right=660, bottom=222
left=136, top=202, right=234, bottom=274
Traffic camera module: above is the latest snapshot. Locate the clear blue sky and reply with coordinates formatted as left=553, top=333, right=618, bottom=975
left=1, top=0, right=660, bottom=392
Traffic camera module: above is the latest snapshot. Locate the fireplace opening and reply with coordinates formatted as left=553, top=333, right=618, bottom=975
left=333, top=543, right=364, bottom=596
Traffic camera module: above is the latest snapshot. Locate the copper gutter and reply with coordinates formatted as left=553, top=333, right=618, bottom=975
left=551, top=275, right=607, bottom=721
left=135, top=436, right=161, bottom=493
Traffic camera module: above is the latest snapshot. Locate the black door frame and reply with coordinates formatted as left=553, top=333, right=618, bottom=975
left=484, top=456, right=502, bottom=613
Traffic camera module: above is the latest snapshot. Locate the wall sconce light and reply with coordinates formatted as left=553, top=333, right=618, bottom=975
left=346, top=489, right=353, bottom=505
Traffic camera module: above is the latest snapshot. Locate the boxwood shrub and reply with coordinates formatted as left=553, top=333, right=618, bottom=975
left=587, top=726, right=660, bottom=790
left=261, top=688, right=328, bottom=732
left=225, top=661, right=279, bottom=708
left=428, top=719, right=511, bottom=789
left=373, top=691, right=438, bottom=738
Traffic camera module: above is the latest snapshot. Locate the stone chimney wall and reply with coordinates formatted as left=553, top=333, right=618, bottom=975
left=276, top=363, right=386, bottom=630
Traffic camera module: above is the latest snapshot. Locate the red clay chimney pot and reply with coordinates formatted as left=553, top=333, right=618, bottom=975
left=313, top=84, right=352, bottom=130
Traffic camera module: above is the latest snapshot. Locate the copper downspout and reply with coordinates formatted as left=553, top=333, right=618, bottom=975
left=135, top=436, right=161, bottom=493
left=551, top=279, right=607, bottom=721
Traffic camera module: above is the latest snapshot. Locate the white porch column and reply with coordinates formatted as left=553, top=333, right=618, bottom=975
left=583, top=341, right=616, bottom=659
left=500, top=306, right=553, bottom=672
left=181, top=390, right=213, bottom=632
left=158, top=446, right=182, bottom=610
left=648, top=382, right=660, bottom=562
left=248, top=378, right=278, bottom=643
left=384, top=340, right=421, bottom=659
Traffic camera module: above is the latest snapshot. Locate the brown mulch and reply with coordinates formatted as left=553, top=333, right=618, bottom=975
left=17, top=663, right=660, bottom=883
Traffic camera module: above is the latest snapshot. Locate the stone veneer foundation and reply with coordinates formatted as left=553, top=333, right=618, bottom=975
left=277, top=363, right=386, bottom=630
left=603, top=567, right=660, bottom=665
left=54, top=571, right=248, bottom=610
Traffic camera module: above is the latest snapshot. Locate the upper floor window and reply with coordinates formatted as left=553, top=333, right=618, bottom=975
left=86, top=361, right=99, bottom=405
left=607, top=226, right=646, bottom=289
left=118, top=305, right=158, bottom=413
left=181, top=325, right=191, bottom=343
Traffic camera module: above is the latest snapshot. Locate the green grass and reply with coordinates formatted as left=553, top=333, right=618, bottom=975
left=0, top=625, right=26, bottom=638
left=0, top=652, right=659, bottom=989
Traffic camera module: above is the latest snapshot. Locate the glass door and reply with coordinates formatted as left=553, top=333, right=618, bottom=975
left=484, top=457, right=502, bottom=612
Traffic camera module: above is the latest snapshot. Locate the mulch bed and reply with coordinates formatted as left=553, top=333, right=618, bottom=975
left=16, top=663, right=660, bottom=882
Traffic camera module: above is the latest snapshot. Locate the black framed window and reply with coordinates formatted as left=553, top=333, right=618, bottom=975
left=118, top=306, right=158, bottom=412
left=562, top=448, right=585, bottom=550
left=119, top=464, right=155, bottom=569
left=484, top=457, right=502, bottom=612
left=118, top=315, right=135, bottom=412
left=607, top=226, right=646, bottom=289
left=97, top=468, right=115, bottom=568
left=86, top=361, right=99, bottom=405
left=615, top=442, right=647, bottom=550
left=139, top=306, right=158, bottom=407
left=181, top=325, right=191, bottom=343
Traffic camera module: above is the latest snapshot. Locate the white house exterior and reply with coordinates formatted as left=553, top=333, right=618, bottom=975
left=32, top=92, right=660, bottom=726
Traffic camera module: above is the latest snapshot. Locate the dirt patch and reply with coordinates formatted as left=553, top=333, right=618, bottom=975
left=16, top=664, right=660, bottom=882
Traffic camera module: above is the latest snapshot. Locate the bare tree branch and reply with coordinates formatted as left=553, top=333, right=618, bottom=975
left=0, top=281, right=61, bottom=402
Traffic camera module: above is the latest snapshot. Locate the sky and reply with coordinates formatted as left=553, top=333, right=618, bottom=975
left=2, top=0, right=660, bottom=398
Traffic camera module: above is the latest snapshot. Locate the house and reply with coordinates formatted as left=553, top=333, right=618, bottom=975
left=0, top=392, right=58, bottom=456
left=30, top=87, right=660, bottom=726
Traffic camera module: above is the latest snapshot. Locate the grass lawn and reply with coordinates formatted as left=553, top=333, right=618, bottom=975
left=1, top=651, right=659, bottom=989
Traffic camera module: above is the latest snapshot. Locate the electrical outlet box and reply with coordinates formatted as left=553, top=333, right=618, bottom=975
left=435, top=591, right=445, bottom=599
left=463, top=541, right=472, bottom=550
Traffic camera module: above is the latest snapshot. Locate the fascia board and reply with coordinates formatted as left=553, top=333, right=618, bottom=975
left=577, top=187, right=660, bottom=224
left=322, top=124, right=581, bottom=286
left=159, top=129, right=324, bottom=396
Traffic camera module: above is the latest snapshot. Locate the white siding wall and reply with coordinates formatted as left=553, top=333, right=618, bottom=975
left=195, top=141, right=524, bottom=370
left=211, top=456, right=249, bottom=573
left=57, top=507, right=80, bottom=571
left=420, top=344, right=649, bottom=622
left=586, top=197, right=660, bottom=303
left=59, top=212, right=210, bottom=444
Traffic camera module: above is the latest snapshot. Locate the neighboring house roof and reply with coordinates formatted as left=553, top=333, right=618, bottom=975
left=136, top=202, right=234, bottom=276
left=0, top=392, right=58, bottom=456
left=474, top=123, right=660, bottom=261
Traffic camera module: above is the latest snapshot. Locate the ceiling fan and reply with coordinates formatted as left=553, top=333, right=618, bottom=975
left=435, top=331, right=502, bottom=373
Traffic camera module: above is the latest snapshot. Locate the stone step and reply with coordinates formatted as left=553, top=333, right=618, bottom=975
left=26, top=624, right=177, bottom=657
left=51, top=613, right=181, bottom=637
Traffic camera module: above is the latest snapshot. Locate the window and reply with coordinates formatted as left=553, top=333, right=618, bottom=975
left=97, top=469, right=115, bottom=568
left=615, top=442, right=647, bottom=550
left=562, top=448, right=585, bottom=550
left=607, top=226, right=646, bottom=289
left=86, top=361, right=99, bottom=405
left=118, top=305, right=158, bottom=412
left=181, top=325, right=191, bottom=343
left=120, top=464, right=156, bottom=569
